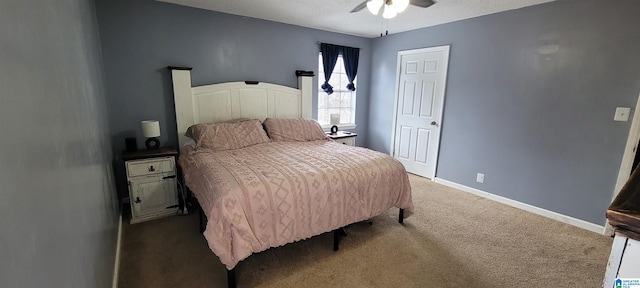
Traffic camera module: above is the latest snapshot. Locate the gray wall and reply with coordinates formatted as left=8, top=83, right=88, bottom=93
left=369, top=0, right=640, bottom=225
left=95, top=0, right=372, bottom=198
left=0, top=0, right=119, bottom=287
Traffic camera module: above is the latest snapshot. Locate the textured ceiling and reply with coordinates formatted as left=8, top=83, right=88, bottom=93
left=158, top=0, right=554, bottom=38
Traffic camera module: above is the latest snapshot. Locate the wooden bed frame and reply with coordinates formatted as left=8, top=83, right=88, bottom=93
left=168, top=66, right=404, bottom=288
left=169, top=66, right=313, bottom=147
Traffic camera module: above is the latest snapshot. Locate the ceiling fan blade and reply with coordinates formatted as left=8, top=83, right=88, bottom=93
left=350, top=0, right=368, bottom=13
left=410, top=0, right=435, bottom=8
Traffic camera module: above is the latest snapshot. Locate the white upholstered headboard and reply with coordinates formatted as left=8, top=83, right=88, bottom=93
left=168, top=67, right=314, bottom=146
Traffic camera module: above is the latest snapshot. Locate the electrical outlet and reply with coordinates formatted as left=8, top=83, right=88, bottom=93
left=476, top=173, right=485, bottom=183
left=614, top=107, right=631, bottom=122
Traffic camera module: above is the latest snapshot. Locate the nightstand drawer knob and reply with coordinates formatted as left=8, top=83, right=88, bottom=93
left=135, top=197, right=142, bottom=203
left=148, top=165, right=155, bottom=172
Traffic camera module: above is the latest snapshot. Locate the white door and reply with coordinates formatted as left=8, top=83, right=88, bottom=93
left=392, top=46, right=450, bottom=179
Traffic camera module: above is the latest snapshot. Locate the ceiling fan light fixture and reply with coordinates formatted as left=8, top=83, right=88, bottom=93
left=382, top=4, right=397, bottom=19
left=366, top=0, right=383, bottom=15
left=394, top=0, right=410, bottom=13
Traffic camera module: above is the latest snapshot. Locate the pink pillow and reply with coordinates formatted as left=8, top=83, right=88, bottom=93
left=188, top=119, right=270, bottom=151
left=185, top=118, right=250, bottom=139
left=263, top=118, right=329, bottom=142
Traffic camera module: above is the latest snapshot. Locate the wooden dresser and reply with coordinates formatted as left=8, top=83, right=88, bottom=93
left=603, top=167, right=640, bottom=287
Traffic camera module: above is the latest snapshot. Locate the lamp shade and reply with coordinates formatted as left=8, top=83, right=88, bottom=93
left=367, top=0, right=383, bottom=15
left=330, top=113, right=341, bottom=125
left=141, top=120, right=160, bottom=138
left=395, top=0, right=410, bottom=12
left=382, top=4, right=397, bottom=19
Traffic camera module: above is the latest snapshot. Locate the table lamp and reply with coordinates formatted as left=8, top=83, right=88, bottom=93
left=330, top=113, right=340, bottom=135
left=141, top=120, right=161, bottom=149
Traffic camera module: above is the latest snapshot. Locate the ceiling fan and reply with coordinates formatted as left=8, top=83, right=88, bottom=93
left=351, top=0, right=436, bottom=19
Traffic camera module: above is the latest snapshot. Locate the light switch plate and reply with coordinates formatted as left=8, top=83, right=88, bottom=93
left=614, top=107, right=631, bottom=122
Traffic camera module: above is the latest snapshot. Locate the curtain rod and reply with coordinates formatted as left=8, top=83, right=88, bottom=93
left=316, top=41, right=360, bottom=49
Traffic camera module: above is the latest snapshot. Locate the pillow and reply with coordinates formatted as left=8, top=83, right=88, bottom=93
left=187, top=119, right=270, bottom=151
left=263, top=118, right=329, bottom=142
left=185, top=118, right=251, bottom=139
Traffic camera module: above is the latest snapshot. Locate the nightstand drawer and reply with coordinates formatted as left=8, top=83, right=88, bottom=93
left=335, top=137, right=355, bottom=146
left=126, top=157, right=174, bottom=177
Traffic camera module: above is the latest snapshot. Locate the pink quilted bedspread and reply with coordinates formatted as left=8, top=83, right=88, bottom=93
left=179, top=140, right=414, bottom=269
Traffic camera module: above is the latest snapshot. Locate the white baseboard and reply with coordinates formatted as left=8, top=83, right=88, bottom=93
left=112, top=213, right=123, bottom=288
left=434, top=177, right=606, bottom=235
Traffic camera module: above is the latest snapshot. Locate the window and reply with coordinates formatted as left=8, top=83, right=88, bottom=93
left=317, top=53, right=357, bottom=128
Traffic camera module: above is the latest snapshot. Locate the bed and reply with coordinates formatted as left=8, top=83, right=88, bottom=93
left=168, top=67, right=414, bottom=287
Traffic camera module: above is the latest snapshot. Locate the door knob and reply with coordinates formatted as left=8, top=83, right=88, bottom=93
left=430, top=121, right=437, bottom=126
left=135, top=197, right=142, bottom=203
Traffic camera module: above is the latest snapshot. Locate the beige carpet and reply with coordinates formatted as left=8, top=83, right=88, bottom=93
left=118, top=174, right=613, bottom=288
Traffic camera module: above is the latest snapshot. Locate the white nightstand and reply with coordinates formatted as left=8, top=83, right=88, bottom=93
left=327, top=131, right=358, bottom=146
left=123, top=148, right=179, bottom=224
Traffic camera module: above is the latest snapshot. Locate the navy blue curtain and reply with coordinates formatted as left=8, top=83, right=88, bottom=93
left=320, top=43, right=340, bottom=94
left=341, top=46, right=359, bottom=91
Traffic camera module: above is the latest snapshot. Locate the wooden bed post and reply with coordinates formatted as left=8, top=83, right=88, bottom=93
left=296, top=70, right=314, bottom=119
left=168, top=66, right=195, bottom=146
left=399, top=209, right=405, bottom=224
left=227, top=268, right=236, bottom=288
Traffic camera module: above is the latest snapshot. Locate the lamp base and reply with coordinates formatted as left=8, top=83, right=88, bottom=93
left=330, top=125, right=339, bottom=135
left=145, top=137, right=160, bottom=149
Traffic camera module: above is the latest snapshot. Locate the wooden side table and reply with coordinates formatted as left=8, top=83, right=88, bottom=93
left=327, top=131, right=358, bottom=146
left=123, top=147, right=179, bottom=223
